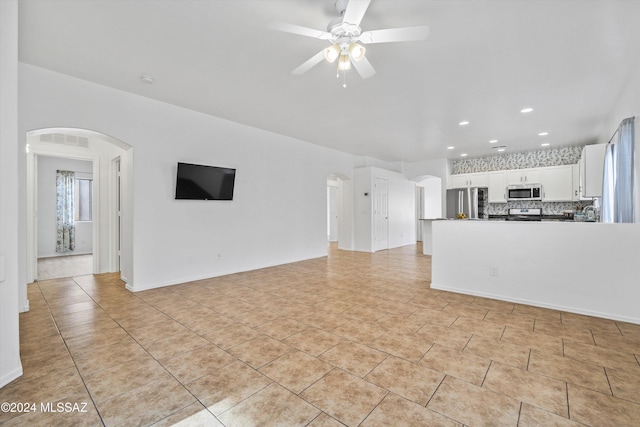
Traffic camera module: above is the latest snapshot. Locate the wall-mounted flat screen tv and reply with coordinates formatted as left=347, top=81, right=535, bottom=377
left=175, top=162, right=236, bottom=200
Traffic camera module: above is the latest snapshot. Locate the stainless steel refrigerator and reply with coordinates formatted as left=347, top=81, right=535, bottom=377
left=446, top=187, right=487, bottom=219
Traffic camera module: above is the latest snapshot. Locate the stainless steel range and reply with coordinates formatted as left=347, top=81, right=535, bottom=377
left=505, top=208, right=542, bottom=221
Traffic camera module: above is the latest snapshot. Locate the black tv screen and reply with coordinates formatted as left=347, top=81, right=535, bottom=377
left=175, top=162, right=236, bottom=200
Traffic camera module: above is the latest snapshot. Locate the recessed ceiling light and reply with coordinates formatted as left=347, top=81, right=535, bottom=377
left=541, top=143, right=550, bottom=147
left=489, top=140, right=498, bottom=143
left=458, top=121, right=470, bottom=126
left=538, top=132, right=549, bottom=136
left=447, top=146, right=455, bottom=150
left=140, top=74, right=155, bottom=84
left=497, top=148, right=506, bottom=152
left=460, top=153, right=468, bottom=157
left=520, top=107, right=533, bottom=113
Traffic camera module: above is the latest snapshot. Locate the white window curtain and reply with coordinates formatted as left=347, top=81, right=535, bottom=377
left=56, top=170, right=76, bottom=252
left=601, top=117, right=635, bottom=223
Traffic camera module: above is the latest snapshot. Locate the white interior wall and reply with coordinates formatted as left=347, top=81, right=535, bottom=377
left=353, top=168, right=373, bottom=252
left=337, top=177, right=354, bottom=251
left=19, top=64, right=358, bottom=292
left=388, top=176, right=417, bottom=248
left=417, top=177, right=443, bottom=219
left=37, top=156, right=93, bottom=257
left=0, top=0, right=23, bottom=388
left=432, top=221, right=640, bottom=324
left=405, top=159, right=450, bottom=218
left=353, top=166, right=416, bottom=252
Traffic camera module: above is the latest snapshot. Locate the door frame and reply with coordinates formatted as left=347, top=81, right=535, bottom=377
left=111, top=157, right=121, bottom=272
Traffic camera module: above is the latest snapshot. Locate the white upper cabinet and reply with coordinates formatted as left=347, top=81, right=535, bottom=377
left=541, top=165, right=573, bottom=202
left=506, top=168, right=541, bottom=185
left=581, top=144, right=606, bottom=198
left=450, top=174, right=468, bottom=189
left=488, top=171, right=507, bottom=203
left=449, top=172, right=488, bottom=189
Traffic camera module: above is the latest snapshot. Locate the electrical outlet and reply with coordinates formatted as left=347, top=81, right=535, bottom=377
left=187, top=256, right=193, bottom=264
left=490, top=266, right=499, bottom=276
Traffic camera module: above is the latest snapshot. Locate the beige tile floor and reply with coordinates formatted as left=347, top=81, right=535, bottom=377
left=37, top=254, right=93, bottom=281
left=3, top=243, right=640, bottom=426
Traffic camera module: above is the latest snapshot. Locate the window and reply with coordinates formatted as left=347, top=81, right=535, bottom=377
left=74, top=178, right=93, bottom=221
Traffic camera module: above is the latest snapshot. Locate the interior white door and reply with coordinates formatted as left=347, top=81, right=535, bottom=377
left=374, top=177, right=389, bottom=251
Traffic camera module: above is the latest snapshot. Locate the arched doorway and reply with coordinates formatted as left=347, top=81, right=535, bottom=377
left=25, top=128, right=132, bottom=284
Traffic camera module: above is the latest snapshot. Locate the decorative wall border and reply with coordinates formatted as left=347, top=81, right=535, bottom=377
left=452, top=146, right=583, bottom=174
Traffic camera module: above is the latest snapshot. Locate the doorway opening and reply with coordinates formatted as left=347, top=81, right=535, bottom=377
left=35, top=155, right=94, bottom=280
left=26, top=128, right=132, bottom=284
left=326, top=173, right=353, bottom=252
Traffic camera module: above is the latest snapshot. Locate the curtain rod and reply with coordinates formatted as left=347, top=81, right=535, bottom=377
left=607, top=116, right=635, bottom=145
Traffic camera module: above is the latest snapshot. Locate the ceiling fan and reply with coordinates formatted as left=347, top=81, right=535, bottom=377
left=267, top=0, right=429, bottom=84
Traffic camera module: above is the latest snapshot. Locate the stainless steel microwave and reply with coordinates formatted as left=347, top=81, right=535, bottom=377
left=507, top=184, right=542, bottom=201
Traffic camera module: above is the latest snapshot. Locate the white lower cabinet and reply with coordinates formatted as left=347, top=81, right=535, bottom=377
left=488, top=171, right=507, bottom=203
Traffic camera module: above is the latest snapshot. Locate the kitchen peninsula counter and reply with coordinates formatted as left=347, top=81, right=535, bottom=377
left=431, top=220, right=640, bottom=324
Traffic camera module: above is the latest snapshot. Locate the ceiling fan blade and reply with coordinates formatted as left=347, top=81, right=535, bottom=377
left=351, top=55, right=376, bottom=79
left=359, top=25, right=429, bottom=44
left=267, top=21, right=331, bottom=40
left=292, top=49, right=326, bottom=75
left=342, top=0, right=371, bottom=26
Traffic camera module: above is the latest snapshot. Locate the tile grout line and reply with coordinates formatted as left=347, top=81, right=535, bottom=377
left=565, top=381, right=571, bottom=421
left=479, top=360, right=492, bottom=388
left=423, top=373, right=447, bottom=408
left=602, top=366, right=615, bottom=397
left=41, top=280, right=106, bottom=427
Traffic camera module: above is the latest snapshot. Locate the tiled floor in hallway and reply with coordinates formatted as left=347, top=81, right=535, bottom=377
left=2, top=244, right=640, bottom=426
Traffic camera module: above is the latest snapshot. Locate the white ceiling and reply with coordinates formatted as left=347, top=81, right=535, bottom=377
left=17, top=0, right=640, bottom=162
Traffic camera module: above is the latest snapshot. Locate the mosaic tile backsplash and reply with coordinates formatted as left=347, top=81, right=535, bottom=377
left=487, top=201, right=589, bottom=216
left=453, top=146, right=591, bottom=216
left=452, top=146, right=582, bottom=174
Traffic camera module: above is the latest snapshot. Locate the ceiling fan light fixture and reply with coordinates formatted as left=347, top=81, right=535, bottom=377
left=337, top=54, right=351, bottom=71
left=348, top=43, right=366, bottom=61
left=323, top=44, right=340, bottom=63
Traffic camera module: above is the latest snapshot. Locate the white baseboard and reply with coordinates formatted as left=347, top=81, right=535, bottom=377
left=431, top=283, right=640, bottom=325
left=125, top=253, right=327, bottom=293
left=0, top=365, right=23, bottom=389
left=19, top=300, right=30, bottom=313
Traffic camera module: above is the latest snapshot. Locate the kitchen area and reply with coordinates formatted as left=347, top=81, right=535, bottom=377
left=427, top=142, right=640, bottom=325
left=421, top=144, right=605, bottom=255
left=444, top=143, right=606, bottom=223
